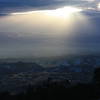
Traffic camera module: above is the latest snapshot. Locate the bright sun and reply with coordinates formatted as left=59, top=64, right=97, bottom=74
left=98, top=3, right=100, bottom=9
left=44, top=6, right=82, bottom=18
left=11, top=6, right=82, bottom=18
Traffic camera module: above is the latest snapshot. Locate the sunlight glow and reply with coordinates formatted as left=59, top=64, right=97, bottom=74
left=8, top=6, right=88, bottom=38
left=11, top=6, right=82, bottom=18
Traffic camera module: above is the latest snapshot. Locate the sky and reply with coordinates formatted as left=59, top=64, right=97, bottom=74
left=0, top=0, right=100, bottom=58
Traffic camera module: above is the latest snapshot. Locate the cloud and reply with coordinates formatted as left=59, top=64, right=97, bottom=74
left=0, top=0, right=99, bottom=16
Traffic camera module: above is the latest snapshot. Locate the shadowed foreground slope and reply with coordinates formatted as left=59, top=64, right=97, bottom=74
left=0, top=67, right=100, bottom=100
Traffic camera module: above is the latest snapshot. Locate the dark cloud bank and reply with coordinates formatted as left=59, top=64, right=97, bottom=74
left=0, top=0, right=99, bottom=15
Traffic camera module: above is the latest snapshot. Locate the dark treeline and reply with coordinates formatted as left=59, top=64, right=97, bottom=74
left=0, top=68, right=100, bottom=100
